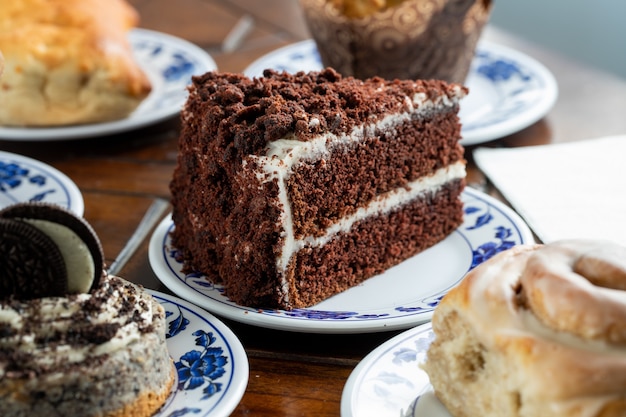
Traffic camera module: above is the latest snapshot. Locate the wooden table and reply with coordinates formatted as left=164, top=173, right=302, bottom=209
left=2, top=1, right=626, bottom=416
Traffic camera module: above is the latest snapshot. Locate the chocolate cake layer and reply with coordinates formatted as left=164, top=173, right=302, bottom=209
left=170, top=69, right=466, bottom=310
left=226, top=179, right=465, bottom=308
left=287, top=110, right=463, bottom=239
left=289, top=179, right=465, bottom=308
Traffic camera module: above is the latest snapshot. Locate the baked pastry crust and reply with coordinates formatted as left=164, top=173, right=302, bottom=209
left=423, top=240, right=626, bottom=417
left=0, top=0, right=151, bottom=126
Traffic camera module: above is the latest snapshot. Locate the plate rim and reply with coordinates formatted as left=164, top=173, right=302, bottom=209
left=242, top=38, right=558, bottom=146
left=340, top=322, right=434, bottom=417
left=0, top=150, right=84, bottom=215
left=149, top=289, right=249, bottom=417
left=148, top=187, right=534, bottom=334
left=0, top=28, right=217, bottom=142
left=460, top=40, right=559, bottom=145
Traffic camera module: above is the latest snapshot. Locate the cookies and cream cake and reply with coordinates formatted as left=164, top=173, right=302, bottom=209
left=0, top=0, right=151, bottom=126
left=0, top=203, right=174, bottom=417
left=170, top=68, right=467, bottom=310
left=423, top=240, right=626, bottom=417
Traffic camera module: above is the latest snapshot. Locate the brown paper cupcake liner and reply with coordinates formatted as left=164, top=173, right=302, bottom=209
left=300, top=0, right=493, bottom=83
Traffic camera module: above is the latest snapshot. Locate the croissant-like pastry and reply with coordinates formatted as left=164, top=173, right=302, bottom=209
left=423, top=240, right=626, bottom=417
left=0, top=0, right=151, bottom=126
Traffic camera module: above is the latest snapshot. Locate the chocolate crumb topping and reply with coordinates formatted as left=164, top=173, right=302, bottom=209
left=187, top=68, right=465, bottom=159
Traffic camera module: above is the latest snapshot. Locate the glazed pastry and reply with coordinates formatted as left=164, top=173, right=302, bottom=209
left=0, top=203, right=174, bottom=417
left=0, top=0, right=151, bottom=126
left=422, top=240, right=626, bottom=417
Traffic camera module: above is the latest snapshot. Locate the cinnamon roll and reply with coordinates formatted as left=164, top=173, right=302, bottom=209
left=423, top=240, right=626, bottom=417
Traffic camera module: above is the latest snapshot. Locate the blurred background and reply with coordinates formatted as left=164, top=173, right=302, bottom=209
left=489, top=0, right=626, bottom=81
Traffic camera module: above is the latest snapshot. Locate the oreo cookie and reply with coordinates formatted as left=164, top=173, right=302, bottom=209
left=0, top=202, right=105, bottom=300
left=0, top=218, right=67, bottom=300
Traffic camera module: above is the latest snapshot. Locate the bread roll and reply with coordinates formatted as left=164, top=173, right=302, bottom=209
left=423, top=240, right=626, bottom=417
left=0, top=0, right=151, bottom=126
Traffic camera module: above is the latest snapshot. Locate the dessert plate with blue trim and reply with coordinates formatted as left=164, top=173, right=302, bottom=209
left=148, top=187, right=534, bottom=334
left=150, top=290, right=249, bottom=417
left=0, top=29, right=217, bottom=141
left=0, top=151, right=83, bottom=215
left=341, top=322, right=450, bottom=417
left=243, top=39, right=558, bottom=146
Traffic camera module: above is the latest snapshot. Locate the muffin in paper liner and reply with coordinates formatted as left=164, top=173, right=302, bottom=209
left=299, top=0, right=492, bottom=83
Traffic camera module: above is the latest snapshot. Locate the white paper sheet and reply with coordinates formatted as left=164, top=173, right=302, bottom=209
left=473, top=135, right=626, bottom=246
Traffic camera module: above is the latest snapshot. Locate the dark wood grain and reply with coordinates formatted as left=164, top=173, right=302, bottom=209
left=2, top=1, right=626, bottom=416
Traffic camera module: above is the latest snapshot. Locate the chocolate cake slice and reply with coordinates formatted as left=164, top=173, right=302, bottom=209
left=170, top=68, right=467, bottom=309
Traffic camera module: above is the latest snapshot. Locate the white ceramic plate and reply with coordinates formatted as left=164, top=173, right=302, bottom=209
left=150, top=290, right=248, bottom=417
left=0, top=28, right=217, bottom=141
left=0, top=151, right=83, bottom=215
left=148, top=187, right=533, bottom=334
left=243, top=39, right=558, bottom=146
left=341, top=322, right=450, bottom=417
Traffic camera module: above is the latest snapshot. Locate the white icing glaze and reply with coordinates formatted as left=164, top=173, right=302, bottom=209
left=523, top=241, right=626, bottom=343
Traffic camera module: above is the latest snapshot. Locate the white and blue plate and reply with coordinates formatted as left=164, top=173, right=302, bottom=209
left=148, top=187, right=534, bottom=334
left=0, top=150, right=83, bottom=215
left=0, top=28, right=217, bottom=141
left=341, top=322, right=450, bottom=417
left=243, top=39, right=558, bottom=146
left=150, top=290, right=248, bottom=417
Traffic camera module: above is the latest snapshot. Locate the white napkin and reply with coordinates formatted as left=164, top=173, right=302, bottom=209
left=473, top=135, right=626, bottom=246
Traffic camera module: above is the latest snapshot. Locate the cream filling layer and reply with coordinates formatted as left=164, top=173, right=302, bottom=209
left=22, top=219, right=95, bottom=294
left=279, top=161, right=465, bottom=269
left=251, top=160, right=466, bottom=304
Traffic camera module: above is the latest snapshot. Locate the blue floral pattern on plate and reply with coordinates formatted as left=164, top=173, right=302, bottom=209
left=340, top=322, right=448, bottom=417
left=0, top=29, right=217, bottom=141
left=243, top=39, right=558, bottom=147
left=149, top=187, right=534, bottom=334
left=459, top=45, right=556, bottom=139
left=0, top=151, right=83, bottom=215
left=150, top=291, right=248, bottom=417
